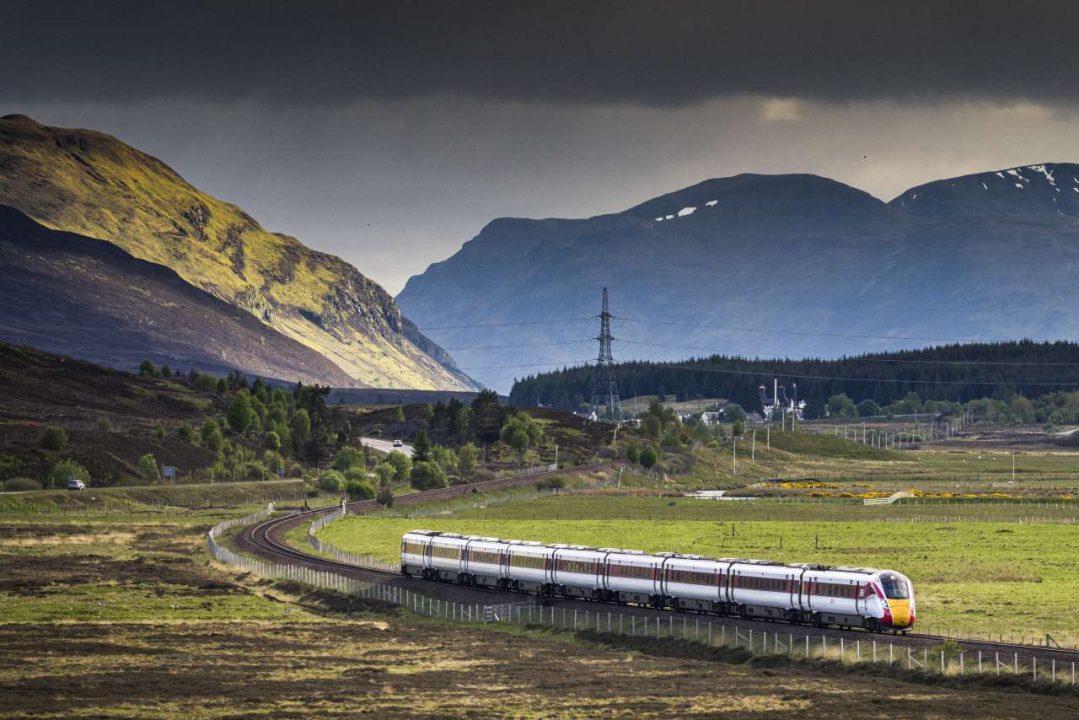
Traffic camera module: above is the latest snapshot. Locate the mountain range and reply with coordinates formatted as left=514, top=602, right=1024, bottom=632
left=398, top=163, right=1079, bottom=393
left=0, top=114, right=478, bottom=390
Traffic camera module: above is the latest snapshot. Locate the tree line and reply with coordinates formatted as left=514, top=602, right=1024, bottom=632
left=510, top=340, right=1079, bottom=418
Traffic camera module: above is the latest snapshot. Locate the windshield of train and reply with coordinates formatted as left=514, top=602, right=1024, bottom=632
left=880, top=575, right=909, bottom=599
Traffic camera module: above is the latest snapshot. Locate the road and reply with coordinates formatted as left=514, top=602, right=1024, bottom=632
left=360, top=436, right=414, bottom=457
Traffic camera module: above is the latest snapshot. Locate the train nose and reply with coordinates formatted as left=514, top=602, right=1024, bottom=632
left=885, top=600, right=913, bottom=628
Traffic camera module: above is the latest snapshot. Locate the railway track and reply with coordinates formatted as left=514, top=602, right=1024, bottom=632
left=234, top=465, right=1079, bottom=668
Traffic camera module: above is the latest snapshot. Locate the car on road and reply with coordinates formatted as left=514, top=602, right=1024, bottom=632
left=393, top=439, right=403, bottom=447
left=67, top=477, right=86, bottom=491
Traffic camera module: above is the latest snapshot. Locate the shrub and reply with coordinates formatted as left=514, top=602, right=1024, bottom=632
left=97, top=416, right=113, bottom=433
left=626, top=444, right=640, bottom=464
left=242, top=462, right=267, bottom=481
left=287, top=462, right=306, bottom=478
left=471, top=468, right=496, bottom=483
left=138, top=359, right=157, bottom=377
left=4, top=477, right=41, bottom=492
left=333, top=446, right=366, bottom=472
left=639, top=446, right=659, bottom=469
left=137, top=454, right=160, bottom=482
left=409, top=460, right=447, bottom=491
left=346, top=478, right=376, bottom=500
left=318, top=470, right=345, bottom=493
left=177, top=423, right=195, bottom=443
left=264, top=431, right=281, bottom=451
left=535, top=476, right=565, bottom=491
left=376, top=483, right=395, bottom=507
left=39, top=425, right=68, bottom=451
left=48, top=459, right=89, bottom=489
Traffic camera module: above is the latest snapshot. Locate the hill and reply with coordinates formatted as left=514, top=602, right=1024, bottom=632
left=0, top=205, right=357, bottom=384
left=0, top=114, right=478, bottom=391
left=397, top=165, right=1079, bottom=392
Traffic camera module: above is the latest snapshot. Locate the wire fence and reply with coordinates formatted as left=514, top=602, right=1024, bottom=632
left=306, top=503, right=398, bottom=573
left=207, top=505, right=1079, bottom=686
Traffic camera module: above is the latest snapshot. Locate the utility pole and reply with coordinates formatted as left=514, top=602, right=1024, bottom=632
left=733, top=437, right=737, bottom=476
left=751, top=429, right=756, bottom=462
left=590, top=287, right=622, bottom=420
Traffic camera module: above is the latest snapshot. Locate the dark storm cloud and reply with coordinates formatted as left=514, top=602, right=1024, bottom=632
left=2, top=0, right=1077, bottom=107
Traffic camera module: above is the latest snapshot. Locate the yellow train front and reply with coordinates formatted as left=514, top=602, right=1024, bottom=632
left=869, top=571, right=916, bottom=631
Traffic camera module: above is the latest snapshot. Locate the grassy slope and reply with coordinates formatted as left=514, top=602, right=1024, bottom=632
left=0, top=114, right=470, bottom=390
left=321, top=498, right=1079, bottom=645
left=2, top=515, right=1076, bottom=718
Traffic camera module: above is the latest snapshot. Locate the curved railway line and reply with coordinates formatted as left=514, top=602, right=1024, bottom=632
left=234, top=465, right=1079, bottom=669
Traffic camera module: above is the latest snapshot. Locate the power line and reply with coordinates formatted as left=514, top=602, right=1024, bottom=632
left=458, top=358, right=594, bottom=371
left=615, top=316, right=1007, bottom=344
left=418, top=316, right=594, bottom=331
left=443, top=338, right=592, bottom=352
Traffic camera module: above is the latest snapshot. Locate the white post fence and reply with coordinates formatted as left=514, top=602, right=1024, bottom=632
left=208, top=504, right=1079, bottom=687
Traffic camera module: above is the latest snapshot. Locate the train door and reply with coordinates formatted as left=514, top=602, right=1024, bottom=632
left=424, top=540, right=433, bottom=571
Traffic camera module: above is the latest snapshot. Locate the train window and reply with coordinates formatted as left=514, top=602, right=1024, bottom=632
left=432, top=545, right=461, bottom=560
left=402, top=542, right=426, bottom=555
left=881, top=575, right=909, bottom=599
left=557, top=559, right=595, bottom=575
left=468, top=550, right=501, bottom=565
left=510, top=554, right=546, bottom=570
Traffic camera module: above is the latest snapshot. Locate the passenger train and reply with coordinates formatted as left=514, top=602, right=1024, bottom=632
left=401, top=530, right=915, bottom=632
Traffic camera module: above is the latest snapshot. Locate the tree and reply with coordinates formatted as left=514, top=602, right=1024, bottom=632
left=412, top=430, right=432, bottom=462
left=410, top=460, right=447, bottom=490
left=49, top=459, right=89, bottom=489
left=732, top=420, right=745, bottom=437
left=332, top=446, right=366, bottom=471
left=264, top=431, right=281, bottom=452
left=138, top=359, right=157, bottom=377
left=346, top=478, right=376, bottom=500
left=290, top=409, right=311, bottom=448
left=318, top=470, right=345, bottom=493
left=393, top=405, right=406, bottom=422
left=639, top=446, right=658, bottom=469
left=857, top=399, right=881, bottom=418
left=160, top=365, right=172, bottom=379
left=509, top=428, right=529, bottom=460
left=457, top=442, right=479, bottom=476
left=626, top=444, right=640, bottom=464
left=137, top=454, right=160, bottom=482
left=375, top=462, right=397, bottom=486
left=201, top=419, right=223, bottom=452
left=826, top=393, right=857, bottom=419
left=432, top=446, right=457, bottom=473
left=471, top=390, right=506, bottom=443
left=39, top=425, right=68, bottom=451
left=177, top=423, right=195, bottom=443
left=227, top=390, right=256, bottom=434
left=386, top=451, right=412, bottom=482
left=724, top=403, right=747, bottom=423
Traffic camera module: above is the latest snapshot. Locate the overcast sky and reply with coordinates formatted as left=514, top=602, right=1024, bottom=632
left=3, top=1, right=1078, bottom=295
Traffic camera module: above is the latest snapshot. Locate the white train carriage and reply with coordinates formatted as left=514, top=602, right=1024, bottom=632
left=462, top=536, right=509, bottom=588
left=602, top=549, right=661, bottom=605
left=504, top=540, right=553, bottom=594
left=657, top=553, right=729, bottom=612
left=426, top=531, right=471, bottom=581
left=551, top=545, right=605, bottom=599
left=402, top=530, right=916, bottom=632
left=400, top=529, right=438, bottom=577
left=728, top=560, right=803, bottom=621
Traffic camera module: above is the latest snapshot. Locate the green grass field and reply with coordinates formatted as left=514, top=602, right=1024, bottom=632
left=320, top=495, right=1079, bottom=646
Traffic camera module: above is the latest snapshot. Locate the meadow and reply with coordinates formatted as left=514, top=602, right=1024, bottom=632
left=10, top=509, right=1072, bottom=717
left=320, top=495, right=1079, bottom=646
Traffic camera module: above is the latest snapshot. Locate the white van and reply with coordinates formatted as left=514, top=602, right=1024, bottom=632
left=67, top=477, right=86, bottom=491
